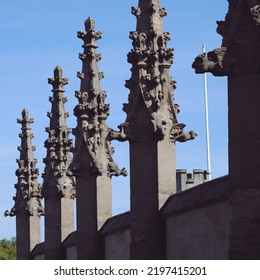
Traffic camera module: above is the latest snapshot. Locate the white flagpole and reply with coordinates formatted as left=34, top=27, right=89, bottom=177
left=202, top=44, right=211, bottom=180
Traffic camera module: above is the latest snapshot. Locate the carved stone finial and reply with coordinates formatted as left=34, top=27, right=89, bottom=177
left=21, top=108, right=29, bottom=119
left=70, top=19, right=127, bottom=178
left=127, top=1, right=195, bottom=260
left=85, top=17, right=95, bottom=31
left=77, top=18, right=102, bottom=49
left=192, top=47, right=236, bottom=76
left=54, top=65, right=63, bottom=78
left=17, top=108, right=34, bottom=130
left=122, top=0, right=196, bottom=143
left=5, top=110, right=44, bottom=217
left=48, top=66, right=69, bottom=92
left=42, top=67, right=75, bottom=198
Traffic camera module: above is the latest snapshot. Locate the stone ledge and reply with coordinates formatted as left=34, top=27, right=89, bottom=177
left=161, top=175, right=228, bottom=217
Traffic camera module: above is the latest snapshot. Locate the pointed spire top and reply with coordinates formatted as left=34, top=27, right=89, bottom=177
left=17, top=109, right=36, bottom=161
left=85, top=17, right=95, bottom=31
left=75, top=18, right=104, bottom=105
left=47, top=66, right=69, bottom=128
left=54, top=65, right=62, bottom=76
left=17, top=108, right=34, bottom=131
left=17, top=108, right=36, bottom=167
left=77, top=17, right=102, bottom=48
left=5, top=109, right=43, bottom=217
left=71, top=19, right=127, bottom=178
left=43, top=67, right=74, bottom=197
left=21, top=108, right=29, bottom=119
left=53, top=66, right=64, bottom=81
left=74, top=18, right=108, bottom=123
left=48, top=66, right=69, bottom=92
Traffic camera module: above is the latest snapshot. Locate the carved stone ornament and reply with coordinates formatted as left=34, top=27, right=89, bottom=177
left=42, top=66, right=76, bottom=199
left=192, top=0, right=260, bottom=76
left=120, top=0, right=196, bottom=143
left=70, top=18, right=127, bottom=178
left=192, top=47, right=237, bottom=76
left=5, top=109, right=44, bottom=217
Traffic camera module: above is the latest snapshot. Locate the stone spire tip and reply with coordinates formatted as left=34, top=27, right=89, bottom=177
left=84, top=17, right=95, bottom=31
left=53, top=66, right=63, bottom=77
left=21, top=108, right=29, bottom=119
left=48, top=66, right=68, bottom=88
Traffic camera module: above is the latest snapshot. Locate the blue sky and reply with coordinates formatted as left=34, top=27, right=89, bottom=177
left=0, top=0, right=228, bottom=239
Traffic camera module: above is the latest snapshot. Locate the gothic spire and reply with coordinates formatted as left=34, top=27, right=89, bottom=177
left=122, top=0, right=196, bottom=142
left=122, top=1, right=196, bottom=259
left=42, top=66, right=75, bottom=198
left=74, top=17, right=105, bottom=123
left=5, top=109, right=43, bottom=217
left=71, top=17, right=127, bottom=177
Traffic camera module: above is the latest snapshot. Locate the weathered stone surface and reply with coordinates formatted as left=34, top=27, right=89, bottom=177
left=192, top=0, right=260, bottom=76
left=42, top=67, right=75, bottom=260
left=70, top=18, right=126, bottom=260
left=193, top=0, right=260, bottom=259
left=70, top=18, right=127, bottom=179
left=229, top=189, right=260, bottom=259
left=162, top=177, right=230, bottom=259
left=166, top=201, right=231, bottom=260
left=225, top=72, right=260, bottom=257
left=100, top=212, right=131, bottom=260
left=122, top=0, right=195, bottom=260
left=5, top=109, right=43, bottom=259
